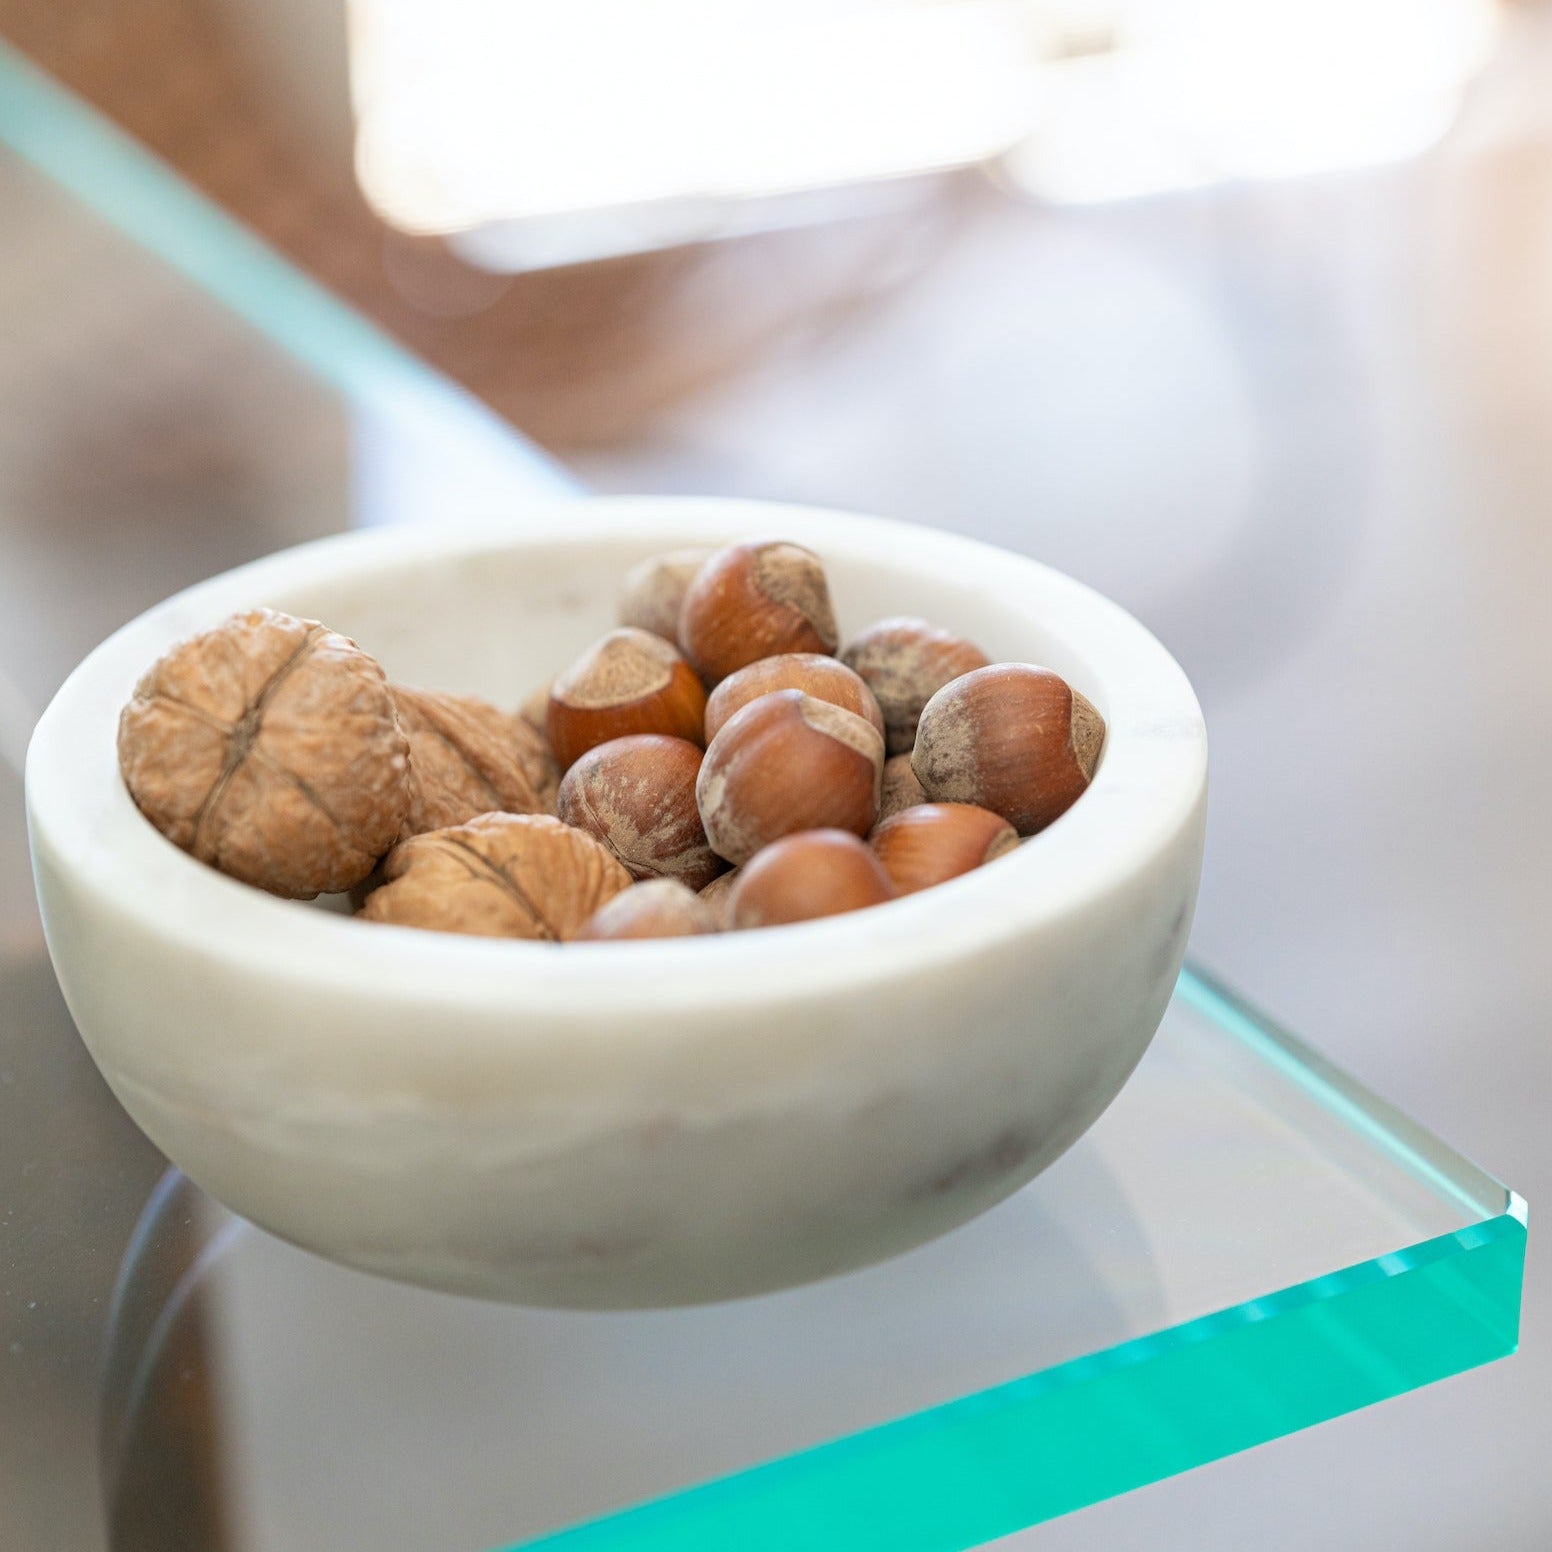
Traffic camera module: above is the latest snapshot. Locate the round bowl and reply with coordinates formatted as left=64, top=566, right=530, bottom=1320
left=26, top=498, right=1207, bottom=1308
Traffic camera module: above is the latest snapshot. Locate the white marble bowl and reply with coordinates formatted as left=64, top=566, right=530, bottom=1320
left=27, top=499, right=1207, bottom=1308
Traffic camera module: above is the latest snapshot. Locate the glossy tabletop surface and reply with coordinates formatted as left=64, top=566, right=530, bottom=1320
left=0, top=37, right=1538, bottom=1552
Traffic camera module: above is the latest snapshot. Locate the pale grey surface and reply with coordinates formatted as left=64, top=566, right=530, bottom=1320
left=2, top=15, right=1550, bottom=1550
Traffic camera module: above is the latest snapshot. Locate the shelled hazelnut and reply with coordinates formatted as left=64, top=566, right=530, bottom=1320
left=841, top=618, right=991, bottom=756
left=697, top=689, right=884, bottom=865
left=547, top=627, right=706, bottom=771
left=678, top=541, right=838, bottom=684
left=729, top=830, right=896, bottom=929
left=703, top=654, right=884, bottom=743
left=912, top=664, right=1104, bottom=835
left=393, top=685, right=558, bottom=837
left=877, top=753, right=927, bottom=821
left=556, top=734, right=724, bottom=891
left=575, top=879, right=717, bottom=940
left=619, top=548, right=714, bottom=644
left=870, top=803, right=1017, bottom=896
left=359, top=813, right=630, bottom=940
left=117, top=609, right=409, bottom=899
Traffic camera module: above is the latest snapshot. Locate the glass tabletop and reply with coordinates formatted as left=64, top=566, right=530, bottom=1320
left=0, top=40, right=1527, bottom=1552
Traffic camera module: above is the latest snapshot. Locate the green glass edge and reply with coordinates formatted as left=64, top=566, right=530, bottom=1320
left=501, top=1212, right=1524, bottom=1552
left=0, top=41, right=569, bottom=492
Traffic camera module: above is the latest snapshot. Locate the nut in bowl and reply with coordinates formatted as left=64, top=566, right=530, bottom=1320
left=26, top=499, right=1207, bottom=1309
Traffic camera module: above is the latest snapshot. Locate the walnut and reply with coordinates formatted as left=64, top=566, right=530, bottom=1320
left=392, top=685, right=560, bottom=838
left=358, top=812, right=631, bottom=940
left=117, top=609, right=409, bottom=898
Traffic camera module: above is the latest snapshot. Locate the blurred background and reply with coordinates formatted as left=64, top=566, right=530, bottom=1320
left=1, top=0, right=1549, bottom=1548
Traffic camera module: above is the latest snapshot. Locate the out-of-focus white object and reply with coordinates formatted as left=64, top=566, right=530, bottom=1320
left=350, top=0, right=1041, bottom=259
left=347, top=0, right=1498, bottom=266
left=1007, top=0, right=1498, bottom=202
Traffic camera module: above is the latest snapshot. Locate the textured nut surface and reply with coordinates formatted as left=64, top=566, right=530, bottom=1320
left=678, top=540, right=838, bottom=684
left=358, top=812, right=631, bottom=940
left=912, top=664, right=1105, bottom=835
left=556, top=734, right=724, bottom=890
left=547, top=628, right=706, bottom=771
left=393, top=685, right=558, bottom=837
left=117, top=608, right=409, bottom=898
left=870, top=803, right=1018, bottom=895
left=730, top=830, right=896, bottom=929
left=878, top=753, right=928, bottom=821
left=841, top=617, right=991, bottom=756
left=697, top=867, right=741, bottom=930
left=576, top=878, right=717, bottom=940
left=697, top=689, right=884, bottom=865
left=618, top=548, right=714, bottom=643
left=704, top=654, right=883, bottom=743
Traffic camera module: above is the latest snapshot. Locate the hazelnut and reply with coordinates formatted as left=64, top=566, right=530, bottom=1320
left=697, top=867, right=741, bottom=930
left=117, top=608, right=409, bottom=898
left=878, top=753, right=927, bottom=821
left=703, top=654, right=884, bottom=743
left=697, top=689, right=884, bottom=865
left=358, top=812, right=630, bottom=940
left=841, top=617, right=991, bottom=756
left=393, top=685, right=558, bottom=838
left=546, top=627, right=706, bottom=771
left=556, top=734, right=725, bottom=891
left=729, top=830, right=896, bottom=929
left=618, top=547, right=714, bottom=644
left=912, top=664, right=1105, bottom=835
left=678, top=540, right=838, bottom=684
left=575, top=879, right=717, bottom=940
left=870, top=803, right=1017, bottom=895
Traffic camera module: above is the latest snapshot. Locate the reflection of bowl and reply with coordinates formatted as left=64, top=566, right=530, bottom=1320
left=27, top=498, right=1207, bottom=1309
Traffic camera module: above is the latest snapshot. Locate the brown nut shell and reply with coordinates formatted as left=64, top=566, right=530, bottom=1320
left=393, top=685, right=559, bottom=838
left=575, top=878, right=717, bottom=940
left=704, top=653, right=883, bottom=743
left=697, top=867, right=742, bottom=930
left=358, top=812, right=631, bottom=940
left=697, top=689, right=884, bottom=865
left=618, top=548, right=714, bottom=643
left=870, top=803, right=1018, bottom=895
left=729, top=830, right=896, bottom=929
left=678, top=540, right=838, bottom=684
left=878, top=753, right=928, bottom=821
left=117, top=608, right=409, bottom=899
left=912, top=664, right=1105, bottom=835
left=547, top=627, right=707, bottom=771
left=841, top=617, right=991, bottom=756
left=556, top=734, right=725, bottom=891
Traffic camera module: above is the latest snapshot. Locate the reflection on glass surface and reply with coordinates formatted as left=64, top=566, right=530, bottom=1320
left=98, top=976, right=1517, bottom=1552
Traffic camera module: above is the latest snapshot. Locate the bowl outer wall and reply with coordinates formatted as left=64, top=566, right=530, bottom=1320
left=26, top=498, right=1207, bottom=1305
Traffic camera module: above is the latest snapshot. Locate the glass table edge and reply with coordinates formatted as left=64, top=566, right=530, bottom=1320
left=499, top=1206, right=1525, bottom=1552
left=0, top=41, right=572, bottom=498
left=493, top=965, right=1526, bottom=1551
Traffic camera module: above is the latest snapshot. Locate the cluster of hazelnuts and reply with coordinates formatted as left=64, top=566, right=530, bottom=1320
left=116, top=539, right=1104, bottom=942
